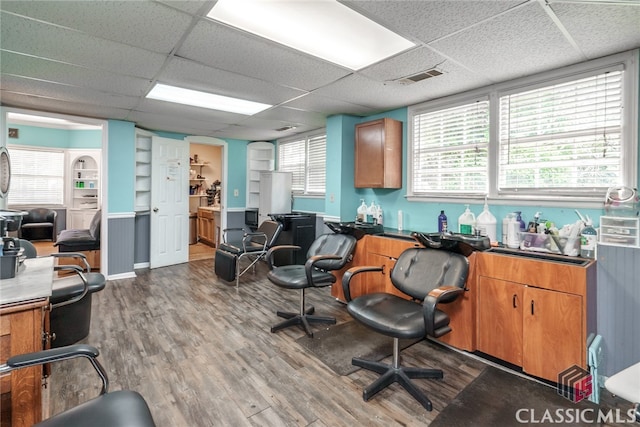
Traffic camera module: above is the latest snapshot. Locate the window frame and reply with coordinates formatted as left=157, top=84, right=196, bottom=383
left=277, top=129, right=327, bottom=197
left=408, top=49, right=638, bottom=207
left=6, top=145, right=66, bottom=207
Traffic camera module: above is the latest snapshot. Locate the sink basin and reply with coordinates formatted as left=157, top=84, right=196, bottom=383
left=412, top=232, right=490, bottom=256
left=487, top=247, right=590, bottom=265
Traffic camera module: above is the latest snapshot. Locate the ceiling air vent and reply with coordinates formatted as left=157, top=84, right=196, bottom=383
left=275, top=125, right=297, bottom=132
left=395, top=68, right=443, bottom=85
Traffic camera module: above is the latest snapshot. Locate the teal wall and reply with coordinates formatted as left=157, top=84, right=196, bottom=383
left=107, top=120, right=135, bottom=212
left=7, top=124, right=101, bottom=148
left=226, top=139, right=248, bottom=209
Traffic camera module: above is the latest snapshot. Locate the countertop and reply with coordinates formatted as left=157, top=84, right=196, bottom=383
left=197, top=206, right=221, bottom=212
left=0, top=256, right=54, bottom=306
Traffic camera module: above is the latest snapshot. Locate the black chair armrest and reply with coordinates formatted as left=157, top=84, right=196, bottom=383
left=341, top=265, right=384, bottom=302
left=423, top=286, right=465, bottom=337
left=222, top=228, right=246, bottom=243
left=243, top=231, right=268, bottom=251
left=266, top=245, right=300, bottom=269
left=51, top=264, right=89, bottom=309
left=305, top=254, right=343, bottom=287
left=51, top=252, right=91, bottom=272
left=1, top=344, right=109, bottom=395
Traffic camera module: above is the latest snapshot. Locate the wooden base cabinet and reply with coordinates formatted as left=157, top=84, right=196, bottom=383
left=1, top=300, right=48, bottom=427
left=476, top=252, right=595, bottom=383
left=197, top=208, right=216, bottom=247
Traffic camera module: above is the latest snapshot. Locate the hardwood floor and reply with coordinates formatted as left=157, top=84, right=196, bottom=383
left=189, top=241, right=216, bottom=261
left=44, top=259, right=629, bottom=426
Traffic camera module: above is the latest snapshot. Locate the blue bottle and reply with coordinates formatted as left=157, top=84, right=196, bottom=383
left=438, top=210, right=448, bottom=233
left=515, top=211, right=526, bottom=232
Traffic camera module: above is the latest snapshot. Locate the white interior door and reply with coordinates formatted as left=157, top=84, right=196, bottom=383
left=150, top=136, right=189, bottom=268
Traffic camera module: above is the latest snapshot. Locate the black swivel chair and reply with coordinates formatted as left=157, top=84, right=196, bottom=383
left=20, top=239, right=106, bottom=347
left=0, top=344, right=156, bottom=427
left=342, top=247, right=469, bottom=411
left=266, top=233, right=357, bottom=337
left=215, top=220, right=283, bottom=286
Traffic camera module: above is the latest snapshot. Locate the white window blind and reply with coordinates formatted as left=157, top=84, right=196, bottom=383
left=8, top=147, right=65, bottom=205
left=412, top=101, right=489, bottom=194
left=499, top=70, right=623, bottom=195
left=278, top=139, right=305, bottom=192
left=278, top=132, right=326, bottom=195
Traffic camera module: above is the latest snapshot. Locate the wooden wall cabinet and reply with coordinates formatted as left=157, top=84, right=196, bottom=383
left=476, top=252, right=596, bottom=382
left=354, top=118, right=402, bottom=188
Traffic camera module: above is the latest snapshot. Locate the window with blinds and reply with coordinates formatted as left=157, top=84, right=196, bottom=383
left=8, top=147, right=65, bottom=205
left=408, top=50, right=636, bottom=202
left=412, top=100, right=489, bottom=195
left=278, top=132, right=326, bottom=195
left=499, top=70, right=623, bottom=195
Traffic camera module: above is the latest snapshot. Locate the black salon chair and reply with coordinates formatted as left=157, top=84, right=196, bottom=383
left=342, top=247, right=469, bottom=411
left=20, top=239, right=106, bottom=347
left=0, top=344, right=156, bottom=427
left=19, top=208, right=57, bottom=241
left=266, top=233, right=357, bottom=337
left=215, top=220, right=283, bottom=286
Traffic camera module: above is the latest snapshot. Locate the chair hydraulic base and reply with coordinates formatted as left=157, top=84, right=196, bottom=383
left=352, top=337, right=442, bottom=411
left=270, top=289, right=336, bottom=337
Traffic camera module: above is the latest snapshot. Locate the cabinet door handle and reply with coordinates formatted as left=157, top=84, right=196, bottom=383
left=512, top=294, right=517, bottom=308
left=531, top=300, right=535, bottom=315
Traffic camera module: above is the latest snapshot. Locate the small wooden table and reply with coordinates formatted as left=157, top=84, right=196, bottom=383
left=1, top=257, right=54, bottom=427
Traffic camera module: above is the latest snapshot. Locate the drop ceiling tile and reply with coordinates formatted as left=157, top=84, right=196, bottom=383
left=360, top=46, right=451, bottom=82
left=157, top=0, right=215, bottom=16
left=429, top=2, right=584, bottom=82
left=253, top=106, right=326, bottom=130
left=212, top=125, right=285, bottom=141
left=0, top=12, right=166, bottom=78
left=136, top=98, right=245, bottom=125
left=551, top=3, right=640, bottom=59
left=1, top=51, right=151, bottom=96
left=160, top=57, right=307, bottom=105
left=0, top=91, right=131, bottom=121
left=344, top=0, right=523, bottom=44
left=177, top=19, right=352, bottom=92
left=127, top=110, right=227, bottom=135
left=1, top=0, right=193, bottom=54
left=283, top=93, right=374, bottom=117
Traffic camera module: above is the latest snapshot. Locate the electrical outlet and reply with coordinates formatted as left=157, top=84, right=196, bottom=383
left=330, top=193, right=335, bottom=203
left=234, top=189, right=239, bottom=197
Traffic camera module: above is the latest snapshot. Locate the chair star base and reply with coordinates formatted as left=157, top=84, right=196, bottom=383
left=352, top=337, right=443, bottom=411
left=271, top=305, right=336, bottom=337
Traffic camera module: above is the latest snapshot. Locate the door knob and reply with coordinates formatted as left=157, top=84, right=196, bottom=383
left=153, top=207, right=159, bottom=212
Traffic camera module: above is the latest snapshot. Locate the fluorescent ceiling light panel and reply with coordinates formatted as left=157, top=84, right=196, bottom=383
left=7, top=113, right=101, bottom=129
left=208, top=0, right=415, bottom=70
left=146, top=83, right=272, bottom=115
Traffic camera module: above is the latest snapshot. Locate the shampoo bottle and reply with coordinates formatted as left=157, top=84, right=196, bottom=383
left=376, top=204, right=383, bottom=226
left=367, top=201, right=376, bottom=223
left=580, top=217, right=597, bottom=259
left=476, top=198, right=497, bottom=244
left=357, top=199, right=367, bottom=222
left=438, top=210, right=448, bottom=233
left=458, top=205, right=476, bottom=235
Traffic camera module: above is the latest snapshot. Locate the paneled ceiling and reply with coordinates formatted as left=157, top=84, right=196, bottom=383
left=1, top=0, right=639, bottom=141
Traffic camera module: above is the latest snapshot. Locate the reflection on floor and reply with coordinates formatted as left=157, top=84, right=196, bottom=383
left=189, top=242, right=215, bottom=262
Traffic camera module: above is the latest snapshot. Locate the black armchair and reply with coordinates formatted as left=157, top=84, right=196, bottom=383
left=266, top=233, right=357, bottom=337
left=342, top=247, right=469, bottom=411
left=214, top=220, right=283, bottom=286
left=19, top=208, right=57, bottom=241
left=0, top=344, right=156, bottom=427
